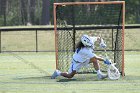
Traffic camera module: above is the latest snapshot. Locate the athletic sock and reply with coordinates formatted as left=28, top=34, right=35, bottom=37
left=56, top=70, right=61, bottom=76
left=97, top=70, right=102, bottom=74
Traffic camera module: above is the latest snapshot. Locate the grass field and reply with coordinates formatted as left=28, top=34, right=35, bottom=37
left=0, top=51, right=140, bottom=93
left=0, top=27, right=140, bottom=93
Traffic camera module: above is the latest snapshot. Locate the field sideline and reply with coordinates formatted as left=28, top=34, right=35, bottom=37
left=0, top=51, right=140, bottom=93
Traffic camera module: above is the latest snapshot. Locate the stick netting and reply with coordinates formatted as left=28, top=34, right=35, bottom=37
left=55, top=2, right=124, bottom=74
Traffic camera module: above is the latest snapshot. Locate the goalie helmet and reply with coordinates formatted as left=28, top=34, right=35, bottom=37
left=81, top=34, right=93, bottom=47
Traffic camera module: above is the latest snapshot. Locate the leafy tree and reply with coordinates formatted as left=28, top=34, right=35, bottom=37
left=0, top=0, right=140, bottom=26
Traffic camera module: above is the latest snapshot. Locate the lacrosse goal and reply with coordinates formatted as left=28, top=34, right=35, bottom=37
left=54, top=1, right=125, bottom=76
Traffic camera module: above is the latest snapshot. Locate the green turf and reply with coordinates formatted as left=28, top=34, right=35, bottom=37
left=0, top=52, right=140, bottom=93
left=0, top=27, right=139, bottom=93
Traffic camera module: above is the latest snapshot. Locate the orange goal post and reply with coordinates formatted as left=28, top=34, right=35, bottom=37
left=53, top=1, right=125, bottom=77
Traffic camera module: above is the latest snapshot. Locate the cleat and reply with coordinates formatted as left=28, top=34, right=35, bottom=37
left=97, top=73, right=108, bottom=80
left=51, top=70, right=60, bottom=79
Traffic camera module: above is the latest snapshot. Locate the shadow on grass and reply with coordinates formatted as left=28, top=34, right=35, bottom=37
left=15, top=75, right=140, bottom=82
left=57, top=78, right=110, bottom=82
left=14, top=75, right=51, bottom=80
left=56, top=76, right=100, bottom=82
left=57, top=78, right=77, bottom=82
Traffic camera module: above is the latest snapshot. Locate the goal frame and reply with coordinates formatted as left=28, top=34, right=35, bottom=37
left=53, top=1, right=125, bottom=77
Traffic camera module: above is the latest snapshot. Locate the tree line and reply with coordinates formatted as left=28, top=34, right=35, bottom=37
left=0, top=0, right=140, bottom=26
left=0, top=0, right=52, bottom=26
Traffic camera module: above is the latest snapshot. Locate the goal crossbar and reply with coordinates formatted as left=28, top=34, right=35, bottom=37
left=54, top=1, right=125, bottom=6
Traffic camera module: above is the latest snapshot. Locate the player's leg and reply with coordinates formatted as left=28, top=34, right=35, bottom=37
left=51, top=69, right=76, bottom=79
left=51, top=60, right=79, bottom=79
left=60, top=70, right=76, bottom=78
left=90, top=57, right=108, bottom=79
left=59, top=60, right=78, bottom=78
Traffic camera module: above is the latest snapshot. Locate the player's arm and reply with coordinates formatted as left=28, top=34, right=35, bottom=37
left=90, top=55, right=111, bottom=65
left=90, top=55, right=104, bottom=63
left=90, top=36, right=100, bottom=43
left=94, top=55, right=104, bottom=61
left=90, top=36, right=106, bottom=48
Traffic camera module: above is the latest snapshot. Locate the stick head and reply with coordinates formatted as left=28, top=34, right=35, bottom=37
left=108, top=63, right=120, bottom=80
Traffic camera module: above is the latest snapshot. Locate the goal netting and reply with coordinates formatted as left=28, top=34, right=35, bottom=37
left=54, top=1, right=125, bottom=76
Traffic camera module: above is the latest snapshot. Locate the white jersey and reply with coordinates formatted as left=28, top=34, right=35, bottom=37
left=73, top=47, right=95, bottom=63
left=68, top=36, right=101, bottom=73
left=72, top=36, right=99, bottom=63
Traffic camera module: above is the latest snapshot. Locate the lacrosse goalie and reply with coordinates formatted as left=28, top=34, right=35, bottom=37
left=51, top=34, right=111, bottom=80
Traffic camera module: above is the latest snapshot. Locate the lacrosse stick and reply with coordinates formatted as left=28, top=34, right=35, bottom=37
left=104, top=49, right=120, bottom=80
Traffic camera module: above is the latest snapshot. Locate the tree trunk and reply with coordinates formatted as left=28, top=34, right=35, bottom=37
left=27, top=0, right=31, bottom=25
left=30, top=0, right=36, bottom=25
left=21, top=0, right=27, bottom=25
left=1, top=0, right=7, bottom=26
left=41, top=0, right=50, bottom=25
